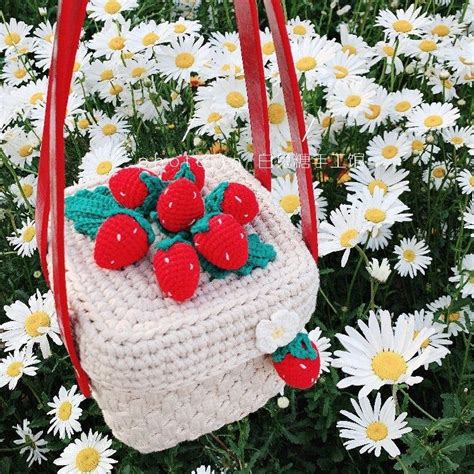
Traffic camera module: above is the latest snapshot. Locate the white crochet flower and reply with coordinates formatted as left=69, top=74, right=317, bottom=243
left=255, top=309, right=300, bottom=354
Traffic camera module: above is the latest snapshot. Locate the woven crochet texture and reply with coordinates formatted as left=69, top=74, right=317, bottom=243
left=60, top=155, right=319, bottom=453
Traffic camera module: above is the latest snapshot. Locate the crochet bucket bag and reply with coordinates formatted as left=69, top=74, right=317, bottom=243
left=36, top=0, right=321, bottom=453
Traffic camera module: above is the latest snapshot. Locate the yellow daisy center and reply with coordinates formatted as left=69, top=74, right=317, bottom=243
left=6, top=361, right=23, bottom=377
left=368, top=179, right=388, bottom=195
left=365, top=104, right=381, bottom=120
left=366, top=421, right=389, bottom=441
left=432, top=167, right=446, bottom=179
left=142, top=32, right=159, bottom=46
left=345, top=95, right=361, bottom=108
left=383, top=45, right=395, bottom=57
left=272, top=327, right=285, bottom=339
left=321, top=116, right=334, bottom=128
left=365, top=208, right=386, bottom=223
left=268, top=103, right=286, bottom=124
left=131, top=66, right=146, bottom=78
left=73, top=61, right=81, bottom=73
left=226, top=91, right=245, bottom=108
left=293, top=25, right=307, bottom=35
left=371, top=351, right=407, bottom=381
left=14, top=68, right=27, bottom=79
left=412, top=139, right=424, bottom=152
left=246, top=143, right=254, bottom=153
left=45, top=33, right=54, bottom=43
left=96, top=161, right=113, bottom=175
left=280, top=194, right=300, bottom=214
left=296, top=56, right=317, bottom=72
left=100, top=69, right=114, bottom=81
left=450, top=136, right=464, bottom=145
left=223, top=41, right=237, bottom=52
left=442, top=79, right=453, bottom=89
left=423, top=115, right=443, bottom=128
left=342, top=44, right=356, bottom=55
left=108, top=36, right=125, bottom=51
left=104, top=0, right=121, bottom=14
left=5, top=32, right=21, bottom=46
left=22, top=226, right=36, bottom=242
left=18, top=144, right=33, bottom=158
left=459, top=56, right=474, bottom=66
left=334, top=65, right=349, bottom=79
left=262, top=41, right=275, bottom=55
left=174, top=24, right=186, bottom=33
left=78, top=118, right=90, bottom=129
left=448, top=312, right=460, bottom=321
left=207, top=112, right=222, bottom=123
left=30, top=92, right=44, bottom=105
left=282, top=141, right=293, bottom=153
left=392, top=19, right=412, bottom=33
left=58, top=401, right=73, bottom=421
left=395, top=100, right=411, bottom=112
left=109, top=84, right=123, bottom=96
left=75, top=447, right=100, bottom=472
left=339, top=228, right=359, bottom=248
left=419, top=40, right=437, bottom=52
left=403, top=249, right=416, bottom=262
left=382, top=145, right=398, bottom=159
left=24, top=311, right=50, bottom=337
left=101, top=124, right=117, bottom=136
left=432, top=24, right=450, bottom=37
left=175, top=52, right=195, bottom=69
left=22, top=184, right=33, bottom=198
left=469, top=176, right=474, bottom=186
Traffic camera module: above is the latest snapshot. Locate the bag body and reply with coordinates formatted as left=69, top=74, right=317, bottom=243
left=62, top=155, right=318, bottom=452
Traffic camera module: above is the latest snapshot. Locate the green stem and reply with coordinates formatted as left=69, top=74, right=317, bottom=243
left=395, top=456, right=410, bottom=474
left=400, top=389, right=437, bottom=421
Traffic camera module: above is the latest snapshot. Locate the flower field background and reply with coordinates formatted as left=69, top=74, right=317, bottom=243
left=0, top=0, right=473, bottom=472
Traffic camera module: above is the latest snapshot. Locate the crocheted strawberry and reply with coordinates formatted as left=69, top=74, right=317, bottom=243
left=162, top=155, right=205, bottom=190
left=153, top=237, right=200, bottom=302
left=157, top=178, right=205, bottom=232
left=94, top=213, right=154, bottom=270
left=272, top=333, right=320, bottom=390
left=192, top=213, right=248, bottom=270
left=206, top=182, right=259, bottom=225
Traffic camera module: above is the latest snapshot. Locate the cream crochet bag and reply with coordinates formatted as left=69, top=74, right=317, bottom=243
left=36, top=0, right=320, bottom=453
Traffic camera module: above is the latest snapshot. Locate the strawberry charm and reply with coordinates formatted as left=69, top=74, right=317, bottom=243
left=192, top=213, right=249, bottom=270
left=161, top=155, right=205, bottom=190
left=272, top=333, right=321, bottom=390
left=206, top=182, right=259, bottom=225
left=153, top=236, right=200, bottom=302
left=94, top=213, right=154, bottom=270
left=157, top=178, right=205, bottom=233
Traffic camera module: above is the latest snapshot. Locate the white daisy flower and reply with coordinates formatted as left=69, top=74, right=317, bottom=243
left=6, top=217, right=37, bottom=257
left=54, top=430, right=117, bottom=473
left=366, top=225, right=393, bottom=251
left=83, top=59, right=120, bottom=91
left=366, top=131, right=412, bottom=168
left=15, top=77, right=48, bottom=115
left=272, top=175, right=301, bottom=216
left=428, top=73, right=458, bottom=100
left=327, top=77, right=377, bottom=119
left=376, top=5, right=429, bottom=38
left=308, top=327, right=333, bottom=372
left=337, top=394, right=411, bottom=457
left=188, top=103, right=234, bottom=139
left=127, top=20, right=173, bottom=54
left=449, top=254, right=474, bottom=299
left=406, top=102, right=460, bottom=134
left=156, top=36, right=212, bottom=84
left=1, top=290, right=62, bottom=358
left=398, top=310, right=451, bottom=368
left=440, top=39, right=473, bottom=84
left=394, top=237, right=432, bottom=278
left=464, top=200, right=474, bottom=237
left=10, top=174, right=37, bottom=208
left=88, top=114, right=130, bottom=145
left=316, top=109, right=345, bottom=142
left=389, top=88, right=424, bottom=119
left=346, top=163, right=410, bottom=199
left=33, top=19, right=55, bottom=45
left=209, top=31, right=240, bottom=55
left=366, top=258, right=392, bottom=283
left=371, top=39, right=409, bottom=75
left=236, top=126, right=254, bottom=163
left=442, top=126, right=473, bottom=149
left=208, top=50, right=244, bottom=79
left=355, top=85, right=393, bottom=133
left=170, top=17, right=201, bottom=38
left=88, top=19, right=132, bottom=59
left=78, top=141, right=130, bottom=183
left=0, top=19, right=32, bottom=52
left=2, top=126, right=39, bottom=166
left=48, top=385, right=85, bottom=439
left=0, top=60, right=32, bottom=86
left=287, top=16, right=315, bottom=38
left=422, top=161, right=450, bottom=190
left=456, top=169, right=474, bottom=195
left=255, top=309, right=301, bottom=354
left=14, top=419, right=49, bottom=467
left=339, top=25, right=373, bottom=60
left=260, top=28, right=276, bottom=62
left=0, top=348, right=39, bottom=390
left=352, top=187, right=411, bottom=234
left=318, top=205, right=368, bottom=267
left=88, top=0, right=138, bottom=22
left=333, top=309, right=435, bottom=398
left=427, top=295, right=473, bottom=337
left=319, top=50, right=369, bottom=89
left=192, top=466, right=219, bottom=474
left=424, top=14, right=464, bottom=38
left=404, top=130, right=440, bottom=163
left=313, top=182, right=328, bottom=221
left=406, top=36, right=445, bottom=62
left=97, top=78, right=127, bottom=104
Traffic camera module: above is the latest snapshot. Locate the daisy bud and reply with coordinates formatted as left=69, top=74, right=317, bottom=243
left=458, top=99, right=466, bottom=106
left=143, top=79, right=152, bottom=88
left=33, top=271, right=42, bottom=279
left=439, top=70, right=450, bottom=80
left=277, top=396, right=290, bottom=409
left=337, top=5, right=351, bottom=16
left=366, top=258, right=392, bottom=283
left=330, top=0, right=338, bottom=8
left=390, top=0, right=399, bottom=8
left=405, top=64, right=415, bottom=75
left=193, top=136, right=202, bottom=147
left=39, top=7, right=47, bottom=16
left=426, top=134, right=435, bottom=143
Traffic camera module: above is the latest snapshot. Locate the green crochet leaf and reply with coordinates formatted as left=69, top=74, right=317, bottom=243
left=156, top=234, right=192, bottom=251
left=139, top=172, right=168, bottom=215
left=190, top=212, right=219, bottom=235
left=205, top=181, right=229, bottom=214
left=236, top=234, right=277, bottom=276
left=272, top=333, right=318, bottom=363
left=199, top=256, right=231, bottom=280
left=65, top=186, right=155, bottom=244
left=174, top=162, right=196, bottom=183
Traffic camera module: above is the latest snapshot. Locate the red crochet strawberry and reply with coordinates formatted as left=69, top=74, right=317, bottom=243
left=162, top=155, right=205, bottom=190
left=192, top=213, right=248, bottom=270
left=153, top=237, right=200, bottom=302
left=109, top=167, right=155, bottom=208
left=157, top=178, right=205, bottom=232
left=206, top=182, right=259, bottom=225
left=272, top=333, right=321, bottom=390
left=94, top=213, right=153, bottom=270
